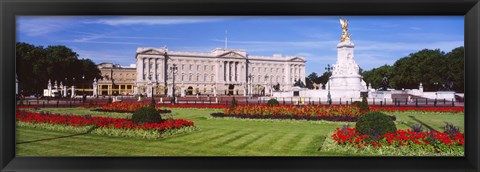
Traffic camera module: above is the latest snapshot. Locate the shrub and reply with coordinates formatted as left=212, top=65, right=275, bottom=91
left=351, top=98, right=369, bottom=113
left=410, top=124, right=424, bottom=132
left=230, top=97, right=238, bottom=109
left=132, top=106, right=162, bottom=125
left=267, top=98, right=280, bottom=106
left=351, top=101, right=362, bottom=108
left=355, top=111, right=396, bottom=140
left=107, top=97, right=113, bottom=104
left=361, top=97, right=370, bottom=112
left=444, top=123, right=460, bottom=137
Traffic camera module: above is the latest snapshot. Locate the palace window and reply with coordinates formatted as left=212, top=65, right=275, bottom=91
left=189, top=65, right=192, bottom=70
left=204, top=74, right=207, bottom=81
left=189, top=75, right=192, bottom=81
left=211, top=75, right=214, bottom=82
left=211, top=65, right=214, bottom=70
left=204, top=65, right=207, bottom=71
left=181, top=74, right=184, bottom=81
left=196, top=75, right=199, bottom=81
left=197, top=65, right=200, bottom=71
left=182, top=64, right=185, bottom=70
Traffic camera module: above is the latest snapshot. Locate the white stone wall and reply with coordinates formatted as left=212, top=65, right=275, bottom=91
left=134, top=48, right=306, bottom=96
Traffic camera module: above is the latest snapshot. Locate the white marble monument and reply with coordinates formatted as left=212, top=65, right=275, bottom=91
left=272, top=17, right=367, bottom=100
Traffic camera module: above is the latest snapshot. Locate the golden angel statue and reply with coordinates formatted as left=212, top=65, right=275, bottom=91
left=339, top=17, right=351, bottom=42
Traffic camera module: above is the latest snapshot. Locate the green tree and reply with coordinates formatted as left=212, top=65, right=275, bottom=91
left=318, top=71, right=332, bottom=88
left=306, top=72, right=319, bottom=89
left=390, top=49, right=446, bottom=91
left=361, top=64, right=394, bottom=89
left=16, top=42, right=102, bottom=95
left=445, top=47, right=464, bottom=93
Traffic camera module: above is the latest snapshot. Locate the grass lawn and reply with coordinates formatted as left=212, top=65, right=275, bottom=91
left=16, top=107, right=464, bottom=156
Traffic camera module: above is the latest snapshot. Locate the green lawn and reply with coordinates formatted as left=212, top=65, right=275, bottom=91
left=16, top=108, right=464, bottom=156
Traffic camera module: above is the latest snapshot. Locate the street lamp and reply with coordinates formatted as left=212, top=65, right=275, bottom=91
left=148, top=72, right=153, bottom=98
left=169, top=64, right=178, bottom=104
left=325, top=64, right=333, bottom=105
left=82, top=75, right=85, bottom=95
left=73, top=77, right=75, bottom=97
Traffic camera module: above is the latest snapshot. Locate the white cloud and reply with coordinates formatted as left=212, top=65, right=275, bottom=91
left=85, top=16, right=231, bottom=26
left=17, top=16, right=76, bottom=36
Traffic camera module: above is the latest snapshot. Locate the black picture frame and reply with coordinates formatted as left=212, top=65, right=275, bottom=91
left=1, top=0, right=479, bottom=171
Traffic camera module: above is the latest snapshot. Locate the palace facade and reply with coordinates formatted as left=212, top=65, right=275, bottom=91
left=97, top=62, right=136, bottom=96
left=134, top=47, right=306, bottom=96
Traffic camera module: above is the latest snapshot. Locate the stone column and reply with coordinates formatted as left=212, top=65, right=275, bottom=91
left=147, top=82, right=153, bottom=97
left=63, top=86, right=67, bottom=97
left=226, top=61, right=230, bottom=82
left=243, top=84, right=246, bottom=96
left=47, top=80, right=52, bottom=97
left=71, top=86, right=75, bottom=98
left=223, top=61, right=227, bottom=82
left=146, top=58, right=151, bottom=81
left=213, top=86, right=217, bottom=97
left=234, top=62, right=237, bottom=82
left=136, top=57, right=142, bottom=81
left=154, top=59, right=157, bottom=81
left=93, top=79, right=98, bottom=97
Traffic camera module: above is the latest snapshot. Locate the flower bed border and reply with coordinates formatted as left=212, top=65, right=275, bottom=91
left=17, top=121, right=199, bottom=140
left=16, top=110, right=197, bottom=139
left=210, top=112, right=396, bottom=122
left=323, top=127, right=464, bottom=156
left=92, top=109, right=172, bottom=114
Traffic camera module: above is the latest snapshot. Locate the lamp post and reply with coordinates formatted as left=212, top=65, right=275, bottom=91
left=82, top=75, right=85, bottom=95
left=169, top=64, right=178, bottom=104
left=73, top=77, right=75, bottom=97
left=325, top=64, right=333, bottom=105
left=148, top=72, right=154, bottom=98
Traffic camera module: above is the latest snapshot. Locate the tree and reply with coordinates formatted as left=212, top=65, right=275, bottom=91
left=445, top=47, right=464, bottom=93
left=318, top=71, right=332, bottom=86
left=16, top=42, right=102, bottom=95
left=390, top=49, right=446, bottom=91
left=361, top=65, right=394, bottom=89
left=306, top=72, right=319, bottom=89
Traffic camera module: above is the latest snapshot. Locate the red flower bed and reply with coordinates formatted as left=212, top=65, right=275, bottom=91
left=16, top=110, right=194, bottom=132
left=157, top=104, right=228, bottom=109
left=369, top=106, right=464, bottom=113
left=97, top=102, right=227, bottom=112
left=210, top=105, right=386, bottom=122
left=331, top=127, right=464, bottom=149
left=225, top=105, right=361, bottom=117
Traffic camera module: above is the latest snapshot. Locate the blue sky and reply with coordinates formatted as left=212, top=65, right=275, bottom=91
left=16, top=16, right=464, bottom=74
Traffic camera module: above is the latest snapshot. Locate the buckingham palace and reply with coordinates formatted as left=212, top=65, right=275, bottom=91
left=134, top=47, right=306, bottom=97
